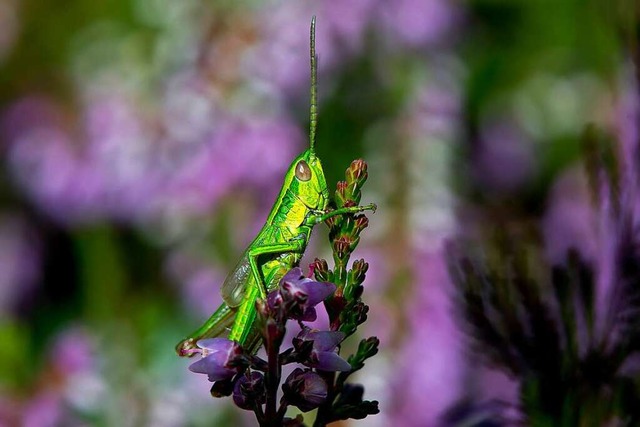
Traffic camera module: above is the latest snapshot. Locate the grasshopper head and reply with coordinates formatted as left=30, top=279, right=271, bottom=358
left=287, top=148, right=329, bottom=211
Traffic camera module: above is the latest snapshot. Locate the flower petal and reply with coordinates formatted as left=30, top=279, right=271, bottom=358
left=299, top=280, right=336, bottom=306
left=313, top=351, right=351, bottom=372
left=282, top=267, right=305, bottom=284
left=188, top=351, right=237, bottom=381
left=309, top=330, right=345, bottom=352
left=197, top=337, right=235, bottom=352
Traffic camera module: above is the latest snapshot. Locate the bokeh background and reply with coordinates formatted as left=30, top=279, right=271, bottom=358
left=0, top=0, right=639, bottom=425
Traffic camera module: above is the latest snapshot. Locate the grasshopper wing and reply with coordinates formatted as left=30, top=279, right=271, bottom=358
left=221, top=253, right=252, bottom=307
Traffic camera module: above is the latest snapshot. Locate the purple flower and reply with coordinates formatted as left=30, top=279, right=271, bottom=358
left=376, top=0, right=459, bottom=47
left=294, top=328, right=351, bottom=372
left=282, top=368, right=328, bottom=412
left=232, top=372, right=265, bottom=410
left=188, top=338, right=245, bottom=382
left=390, top=252, right=463, bottom=425
left=0, top=213, right=41, bottom=316
left=275, top=268, right=336, bottom=321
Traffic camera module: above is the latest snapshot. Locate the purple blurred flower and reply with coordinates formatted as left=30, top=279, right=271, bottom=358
left=3, top=95, right=158, bottom=223
left=0, top=213, right=41, bottom=315
left=270, top=267, right=336, bottom=321
left=615, top=65, right=638, bottom=174
left=162, top=116, right=301, bottom=218
left=390, top=252, right=463, bottom=426
left=294, top=328, right=351, bottom=372
left=49, top=327, right=95, bottom=377
left=188, top=338, right=245, bottom=382
left=250, top=4, right=338, bottom=93
left=282, top=368, right=328, bottom=412
left=22, top=392, right=62, bottom=427
left=474, top=117, right=535, bottom=193
left=542, top=168, right=597, bottom=264
left=165, top=248, right=226, bottom=317
left=376, top=0, right=460, bottom=47
left=250, top=0, right=377, bottom=93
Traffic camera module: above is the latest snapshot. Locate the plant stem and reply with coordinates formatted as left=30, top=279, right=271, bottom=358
left=312, top=370, right=336, bottom=427
left=264, top=327, right=282, bottom=426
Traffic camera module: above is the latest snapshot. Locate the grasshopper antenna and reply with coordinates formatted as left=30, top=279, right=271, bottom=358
left=309, top=16, right=317, bottom=154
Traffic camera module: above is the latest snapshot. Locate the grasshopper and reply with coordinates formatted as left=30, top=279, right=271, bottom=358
left=176, top=17, right=376, bottom=356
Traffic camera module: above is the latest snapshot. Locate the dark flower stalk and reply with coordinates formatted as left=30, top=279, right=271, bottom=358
left=311, top=159, right=379, bottom=427
left=183, top=160, right=379, bottom=426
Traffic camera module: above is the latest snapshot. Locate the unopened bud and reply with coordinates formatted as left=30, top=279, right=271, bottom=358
left=335, top=181, right=348, bottom=207
left=351, top=259, right=369, bottom=284
left=311, top=258, right=330, bottom=282
left=346, top=159, right=368, bottom=185
left=354, top=215, right=369, bottom=233
left=282, top=368, right=328, bottom=412
left=333, top=236, right=352, bottom=259
left=233, top=372, right=265, bottom=410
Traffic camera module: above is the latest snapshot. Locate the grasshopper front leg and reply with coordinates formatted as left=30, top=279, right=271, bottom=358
left=304, top=203, right=377, bottom=226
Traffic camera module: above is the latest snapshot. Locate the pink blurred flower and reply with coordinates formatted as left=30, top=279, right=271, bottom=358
left=0, top=213, right=41, bottom=315
left=390, top=251, right=463, bottom=426
left=474, top=118, right=536, bottom=193
left=249, top=0, right=377, bottom=93
left=22, top=392, right=62, bottom=427
left=542, top=167, right=597, bottom=264
left=376, top=0, right=460, bottom=47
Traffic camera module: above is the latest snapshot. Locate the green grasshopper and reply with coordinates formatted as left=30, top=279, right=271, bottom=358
left=176, top=17, right=376, bottom=356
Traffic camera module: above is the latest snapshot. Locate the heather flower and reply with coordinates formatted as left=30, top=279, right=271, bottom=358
left=282, top=368, right=328, bottom=412
left=277, top=267, right=336, bottom=321
left=294, top=328, right=351, bottom=372
left=233, top=372, right=265, bottom=410
left=188, top=338, right=245, bottom=382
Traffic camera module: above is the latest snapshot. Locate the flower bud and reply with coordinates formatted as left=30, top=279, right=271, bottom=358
left=233, top=371, right=265, bottom=410
left=335, top=181, right=348, bottom=207
left=333, top=236, right=352, bottom=259
left=346, top=159, right=368, bottom=186
left=351, top=259, right=369, bottom=284
left=325, top=208, right=341, bottom=229
left=311, top=258, right=330, bottom=282
left=354, top=215, right=369, bottom=234
left=282, top=368, right=328, bottom=412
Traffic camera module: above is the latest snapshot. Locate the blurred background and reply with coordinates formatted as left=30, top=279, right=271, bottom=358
left=0, top=0, right=639, bottom=425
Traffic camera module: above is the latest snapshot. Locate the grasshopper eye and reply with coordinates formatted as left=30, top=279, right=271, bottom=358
left=295, top=160, right=312, bottom=181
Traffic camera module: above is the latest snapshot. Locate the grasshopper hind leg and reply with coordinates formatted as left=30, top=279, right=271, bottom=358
left=175, top=303, right=236, bottom=357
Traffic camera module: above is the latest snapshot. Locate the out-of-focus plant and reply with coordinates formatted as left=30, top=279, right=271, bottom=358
left=448, top=132, right=640, bottom=426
